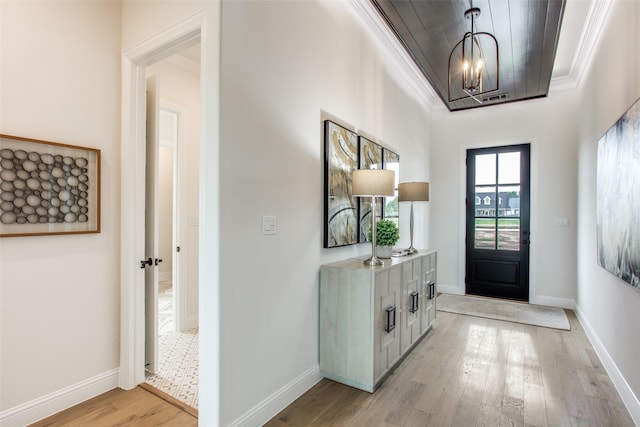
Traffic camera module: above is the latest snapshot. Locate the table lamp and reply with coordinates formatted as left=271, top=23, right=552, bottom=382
left=398, top=181, right=430, bottom=254
left=352, top=169, right=395, bottom=266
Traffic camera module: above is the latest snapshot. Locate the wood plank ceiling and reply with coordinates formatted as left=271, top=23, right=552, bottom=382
left=371, top=0, right=566, bottom=111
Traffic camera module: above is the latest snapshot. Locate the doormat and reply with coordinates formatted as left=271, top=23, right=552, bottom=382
left=437, top=294, right=570, bottom=330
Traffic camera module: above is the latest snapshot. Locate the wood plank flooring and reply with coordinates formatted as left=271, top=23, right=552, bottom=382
left=28, top=310, right=634, bottom=426
left=29, top=386, right=197, bottom=427
left=266, top=310, right=635, bottom=426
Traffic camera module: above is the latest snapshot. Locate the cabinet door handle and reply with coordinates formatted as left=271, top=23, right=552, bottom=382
left=428, top=281, right=435, bottom=299
left=410, top=291, right=419, bottom=313
left=385, top=306, right=396, bottom=333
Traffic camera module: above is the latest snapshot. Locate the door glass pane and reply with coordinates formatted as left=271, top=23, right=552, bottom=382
left=498, top=218, right=520, bottom=251
left=475, top=154, right=496, bottom=185
left=475, top=218, right=496, bottom=249
left=475, top=185, right=496, bottom=217
left=497, top=185, right=520, bottom=218
left=498, top=152, right=520, bottom=184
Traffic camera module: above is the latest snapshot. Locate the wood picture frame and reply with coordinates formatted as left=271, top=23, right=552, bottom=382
left=0, top=134, right=101, bottom=237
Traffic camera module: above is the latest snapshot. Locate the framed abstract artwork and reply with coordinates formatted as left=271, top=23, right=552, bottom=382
left=324, top=121, right=358, bottom=248
left=383, top=148, right=400, bottom=225
left=0, top=134, right=101, bottom=237
left=596, top=97, right=640, bottom=290
left=358, top=136, right=384, bottom=243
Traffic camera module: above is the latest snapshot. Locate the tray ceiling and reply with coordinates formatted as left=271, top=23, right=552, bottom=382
left=371, top=0, right=567, bottom=111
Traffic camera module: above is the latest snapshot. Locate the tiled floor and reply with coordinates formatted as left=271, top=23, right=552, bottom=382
left=158, top=280, right=174, bottom=334
left=145, top=327, right=199, bottom=409
left=145, top=280, right=199, bottom=409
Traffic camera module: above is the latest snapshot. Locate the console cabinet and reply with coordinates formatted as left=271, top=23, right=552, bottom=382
left=319, top=250, right=437, bottom=392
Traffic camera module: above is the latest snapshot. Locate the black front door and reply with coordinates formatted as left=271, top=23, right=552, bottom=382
left=465, top=144, right=530, bottom=301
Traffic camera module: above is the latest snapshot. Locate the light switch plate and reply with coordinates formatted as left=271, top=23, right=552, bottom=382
left=262, top=215, right=277, bottom=235
left=554, top=217, right=569, bottom=227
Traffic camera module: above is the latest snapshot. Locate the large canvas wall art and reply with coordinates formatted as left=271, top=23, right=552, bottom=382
left=324, top=120, right=358, bottom=248
left=596, top=98, right=640, bottom=290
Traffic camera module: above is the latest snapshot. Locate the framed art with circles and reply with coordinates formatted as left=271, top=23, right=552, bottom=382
left=0, top=134, right=101, bottom=237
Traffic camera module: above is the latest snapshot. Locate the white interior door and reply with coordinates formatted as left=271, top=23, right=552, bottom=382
left=145, top=76, right=160, bottom=373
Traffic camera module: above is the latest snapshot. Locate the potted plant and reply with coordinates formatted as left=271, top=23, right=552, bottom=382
left=368, top=219, right=399, bottom=258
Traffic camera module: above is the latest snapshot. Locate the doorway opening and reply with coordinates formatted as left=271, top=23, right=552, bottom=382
left=142, top=43, right=201, bottom=411
left=465, top=144, right=531, bottom=301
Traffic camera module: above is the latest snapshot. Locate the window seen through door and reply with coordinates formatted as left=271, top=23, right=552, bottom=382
left=474, top=152, right=521, bottom=251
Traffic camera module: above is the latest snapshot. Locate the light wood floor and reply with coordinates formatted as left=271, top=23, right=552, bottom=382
left=29, top=310, right=634, bottom=427
left=266, top=310, right=635, bottom=426
left=29, top=386, right=197, bottom=426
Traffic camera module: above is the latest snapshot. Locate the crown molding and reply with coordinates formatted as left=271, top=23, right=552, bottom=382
left=348, top=0, right=612, bottom=103
left=345, top=0, right=441, bottom=111
left=550, top=0, right=613, bottom=92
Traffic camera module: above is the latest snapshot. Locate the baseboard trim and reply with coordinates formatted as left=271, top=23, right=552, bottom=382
left=227, top=364, right=322, bottom=427
left=183, top=314, right=199, bottom=331
left=437, top=284, right=464, bottom=295
left=0, top=368, right=119, bottom=427
left=575, top=306, right=640, bottom=425
left=530, top=295, right=575, bottom=309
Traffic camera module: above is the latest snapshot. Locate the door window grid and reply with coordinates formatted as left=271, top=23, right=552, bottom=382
left=474, top=152, right=521, bottom=251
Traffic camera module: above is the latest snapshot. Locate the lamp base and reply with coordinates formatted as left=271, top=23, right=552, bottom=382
left=363, top=256, right=384, bottom=266
left=406, top=246, right=419, bottom=254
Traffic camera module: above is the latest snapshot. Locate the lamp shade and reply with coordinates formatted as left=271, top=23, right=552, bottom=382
left=352, top=169, right=395, bottom=197
left=398, top=182, right=430, bottom=202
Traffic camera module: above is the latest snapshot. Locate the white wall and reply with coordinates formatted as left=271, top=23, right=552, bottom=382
left=0, top=0, right=121, bottom=420
left=146, top=58, right=201, bottom=329
left=219, top=1, right=431, bottom=424
left=431, top=90, right=580, bottom=307
left=576, top=0, right=640, bottom=421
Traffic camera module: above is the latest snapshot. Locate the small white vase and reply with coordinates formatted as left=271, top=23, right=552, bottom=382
left=376, top=245, right=393, bottom=259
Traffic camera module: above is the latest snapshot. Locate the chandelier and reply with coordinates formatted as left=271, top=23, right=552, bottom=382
left=448, top=7, right=499, bottom=104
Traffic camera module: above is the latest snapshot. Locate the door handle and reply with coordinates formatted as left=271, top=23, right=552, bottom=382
left=155, top=258, right=163, bottom=266
left=140, top=257, right=153, bottom=269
